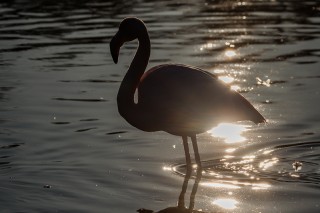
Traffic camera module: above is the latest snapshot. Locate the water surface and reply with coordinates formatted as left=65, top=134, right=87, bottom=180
left=1, top=0, right=320, bottom=212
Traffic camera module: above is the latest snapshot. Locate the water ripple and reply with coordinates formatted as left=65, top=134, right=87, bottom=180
left=172, top=140, right=320, bottom=186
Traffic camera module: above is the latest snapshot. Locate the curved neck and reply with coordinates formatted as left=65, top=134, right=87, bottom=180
left=117, top=27, right=150, bottom=128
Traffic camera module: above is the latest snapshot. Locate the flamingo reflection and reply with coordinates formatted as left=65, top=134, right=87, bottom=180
left=137, top=166, right=203, bottom=213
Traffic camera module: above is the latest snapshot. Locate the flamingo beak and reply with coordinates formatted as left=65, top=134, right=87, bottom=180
left=110, top=32, right=123, bottom=64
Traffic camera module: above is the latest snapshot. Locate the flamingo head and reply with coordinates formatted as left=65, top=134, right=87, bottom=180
left=110, top=17, right=146, bottom=64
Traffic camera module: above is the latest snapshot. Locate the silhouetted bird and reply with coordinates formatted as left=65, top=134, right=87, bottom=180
left=110, top=17, right=265, bottom=170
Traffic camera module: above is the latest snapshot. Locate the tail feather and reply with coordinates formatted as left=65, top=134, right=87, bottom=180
left=234, top=93, right=266, bottom=124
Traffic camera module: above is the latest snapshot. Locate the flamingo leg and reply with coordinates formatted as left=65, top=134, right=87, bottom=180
left=178, top=136, right=192, bottom=208
left=190, top=135, right=202, bottom=170
left=189, top=135, right=203, bottom=211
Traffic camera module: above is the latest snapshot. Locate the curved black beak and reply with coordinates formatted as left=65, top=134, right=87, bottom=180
left=110, top=32, right=122, bottom=64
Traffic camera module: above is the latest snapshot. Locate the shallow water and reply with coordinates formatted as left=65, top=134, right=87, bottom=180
left=1, top=0, right=320, bottom=212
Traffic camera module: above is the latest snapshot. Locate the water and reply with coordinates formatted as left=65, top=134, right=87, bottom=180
left=1, top=0, right=320, bottom=212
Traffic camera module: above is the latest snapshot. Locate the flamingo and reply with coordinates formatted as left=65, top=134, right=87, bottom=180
left=110, top=17, right=265, bottom=210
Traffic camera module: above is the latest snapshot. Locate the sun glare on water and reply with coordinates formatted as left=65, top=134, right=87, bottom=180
left=225, top=49, right=237, bottom=57
left=208, top=123, right=249, bottom=143
left=212, top=198, right=239, bottom=210
left=218, top=76, right=234, bottom=84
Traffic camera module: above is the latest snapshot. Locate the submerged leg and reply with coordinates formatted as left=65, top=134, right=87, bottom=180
left=189, top=135, right=203, bottom=211
left=178, top=136, right=192, bottom=208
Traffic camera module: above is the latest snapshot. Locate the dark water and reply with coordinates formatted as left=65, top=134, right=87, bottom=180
left=1, top=0, right=320, bottom=212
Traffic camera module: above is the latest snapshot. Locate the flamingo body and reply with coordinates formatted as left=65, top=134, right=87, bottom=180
left=138, top=64, right=263, bottom=136
left=110, top=18, right=265, bottom=137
